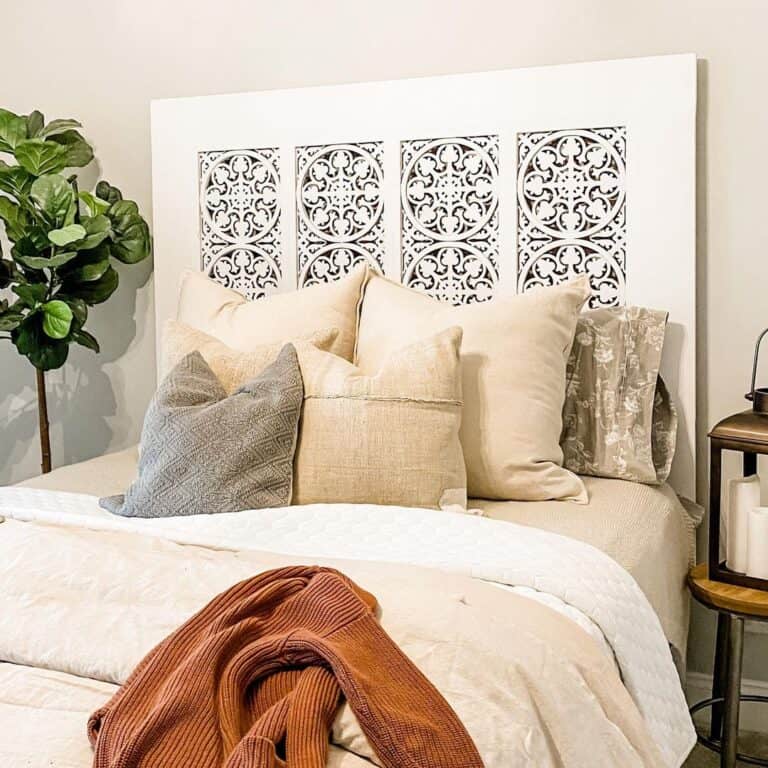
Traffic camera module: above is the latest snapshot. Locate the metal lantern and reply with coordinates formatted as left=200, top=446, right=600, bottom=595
left=706, top=327, right=768, bottom=592
left=746, top=327, right=768, bottom=414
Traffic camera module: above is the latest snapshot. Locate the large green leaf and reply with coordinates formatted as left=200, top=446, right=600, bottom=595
left=41, top=299, right=73, bottom=339
left=0, top=259, right=15, bottom=289
left=78, top=190, right=110, bottom=217
left=78, top=214, right=111, bottom=249
left=12, top=315, right=37, bottom=353
left=38, top=118, right=81, bottom=139
left=34, top=340, right=69, bottom=370
left=15, top=250, right=78, bottom=270
left=12, top=282, right=47, bottom=308
left=0, top=163, right=34, bottom=197
left=0, top=292, right=26, bottom=329
left=10, top=235, right=40, bottom=261
left=95, top=180, right=122, bottom=205
left=72, top=328, right=99, bottom=352
left=15, top=139, right=68, bottom=175
left=0, top=109, right=28, bottom=152
left=11, top=228, right=49, bottom=259
left=64, top=297, right=88, bottom=330
left=0, top=309, right=25, bottom=331
left=57, top=244, right=110, bottom=282
left=60, top=264, right=118, bottom=305
left=12, top=314, right=69, bottom=370
left=107, top=200, right=151, bottom=264
left=49, top=130, right=93, bottom=168
left=48, top=223, right=86, bottom=246
left=25, top=111, right=44, bottom=138
left=30, top=174, right=74, bottom=227
left=0, top=197, right=26, bottom=240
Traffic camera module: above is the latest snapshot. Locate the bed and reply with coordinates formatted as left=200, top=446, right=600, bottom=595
left=0, top=55, right=699, bottom=768
left=3, top=445, right=701, bottom=766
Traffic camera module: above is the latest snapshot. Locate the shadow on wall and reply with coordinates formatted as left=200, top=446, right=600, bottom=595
left=695, top=58, right=710, bottom=518
left=0, top=163, right=154, bottom=478
left=687, top=58, right=713, bottom=677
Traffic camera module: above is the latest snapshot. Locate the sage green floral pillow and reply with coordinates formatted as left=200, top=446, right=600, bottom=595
left=561, top=306, right=677, bottom=484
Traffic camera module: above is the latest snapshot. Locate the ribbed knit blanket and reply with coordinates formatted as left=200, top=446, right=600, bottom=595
left=87, top=565, right=483, bottom=768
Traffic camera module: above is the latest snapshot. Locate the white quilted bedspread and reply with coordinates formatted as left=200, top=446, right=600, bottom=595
left=0, top=487, right=695, bottom=767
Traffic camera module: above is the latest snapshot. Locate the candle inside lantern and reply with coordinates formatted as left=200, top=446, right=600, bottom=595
left=726, top=475, right=760, bottom=573
left=747, top=506, right=768, bottom=580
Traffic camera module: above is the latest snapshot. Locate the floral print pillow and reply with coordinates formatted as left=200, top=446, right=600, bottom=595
left=561, top=307, right=678, bottom=484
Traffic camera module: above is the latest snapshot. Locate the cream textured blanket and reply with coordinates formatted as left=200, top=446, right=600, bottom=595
left=0, top=517, right=668, bottom=768
left=0, top=487, right=696, bottom=766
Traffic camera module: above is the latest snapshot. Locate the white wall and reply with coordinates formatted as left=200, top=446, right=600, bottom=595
left=4, top=0, right=768, bottom=681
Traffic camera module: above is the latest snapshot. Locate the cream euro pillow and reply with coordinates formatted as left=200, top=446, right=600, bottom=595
left=176, top=265, right=368, bottom=361
left=161, top=320, right=339, bottom=392
left=356, top=275, right=590, bottom=502
left=294, top=327, right=467, bottom=510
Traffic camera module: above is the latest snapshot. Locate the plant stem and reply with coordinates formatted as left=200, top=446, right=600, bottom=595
left=35, top=367, right=52, bottom=474
left=70, top=177, right=80, bottom=224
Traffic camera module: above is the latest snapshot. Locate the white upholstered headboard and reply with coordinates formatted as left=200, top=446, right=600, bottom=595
left=150, top=53, right=697, bottom=497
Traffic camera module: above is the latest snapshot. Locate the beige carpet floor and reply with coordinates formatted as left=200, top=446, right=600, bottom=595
left=684, top=731, right=767, bottom=766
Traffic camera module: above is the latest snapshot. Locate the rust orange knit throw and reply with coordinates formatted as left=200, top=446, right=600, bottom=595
left=88, top=565, right=483, bottom=768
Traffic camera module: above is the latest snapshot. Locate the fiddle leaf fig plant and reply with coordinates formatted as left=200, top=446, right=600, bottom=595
left=0, top=107, right=151, bottom=472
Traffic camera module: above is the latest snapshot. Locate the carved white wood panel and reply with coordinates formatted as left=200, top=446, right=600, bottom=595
left=295, top=142, right=384, bottom=287
left=517, top=126, right=626, bottom=308
left=400, top=135, right=499, bottom=304
left=198, top=149, right=282, bottom=299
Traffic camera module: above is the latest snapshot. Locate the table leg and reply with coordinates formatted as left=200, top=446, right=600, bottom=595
left=710, top=611, right=730, bottom=740
left=721, top=615, right=744, bottom=768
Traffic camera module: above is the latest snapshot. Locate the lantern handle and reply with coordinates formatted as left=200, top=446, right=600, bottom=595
left=747, top=327, right=768, bottom=402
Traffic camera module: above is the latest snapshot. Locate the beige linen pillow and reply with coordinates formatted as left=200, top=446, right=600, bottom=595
left=161, top=320, right=338, bottom=392
left=294, top=327, right=467, bottom=510
left=176, top=265, right=368, bottom=361
left=356, top=275, right=590, bottom=502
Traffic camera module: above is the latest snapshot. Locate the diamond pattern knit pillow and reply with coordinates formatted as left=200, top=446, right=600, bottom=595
left=100, top=344, right=303, bottom=517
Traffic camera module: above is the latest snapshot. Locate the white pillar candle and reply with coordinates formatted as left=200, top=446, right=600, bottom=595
left=747, top=506, right=768, bottom=580
left=726, top=474, right=760, bottom=573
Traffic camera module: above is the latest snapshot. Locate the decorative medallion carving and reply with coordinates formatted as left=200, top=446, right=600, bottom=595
left=199, top=149, right=282, bottom=299
left=296, top=142, right=384, bottom=287
left=400, top=135, right=499, bottom=305
left=517, top=127, right=627, bottom=307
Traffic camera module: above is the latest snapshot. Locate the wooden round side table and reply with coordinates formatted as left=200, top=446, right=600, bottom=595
left=688, top=563, right=768, bottom=767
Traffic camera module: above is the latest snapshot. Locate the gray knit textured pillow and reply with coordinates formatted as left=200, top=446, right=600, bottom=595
left=100, top=344, right=303, bottom=517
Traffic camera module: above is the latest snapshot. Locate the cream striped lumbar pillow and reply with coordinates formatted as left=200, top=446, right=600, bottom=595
left=356, top=275, right=591, bottom=503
